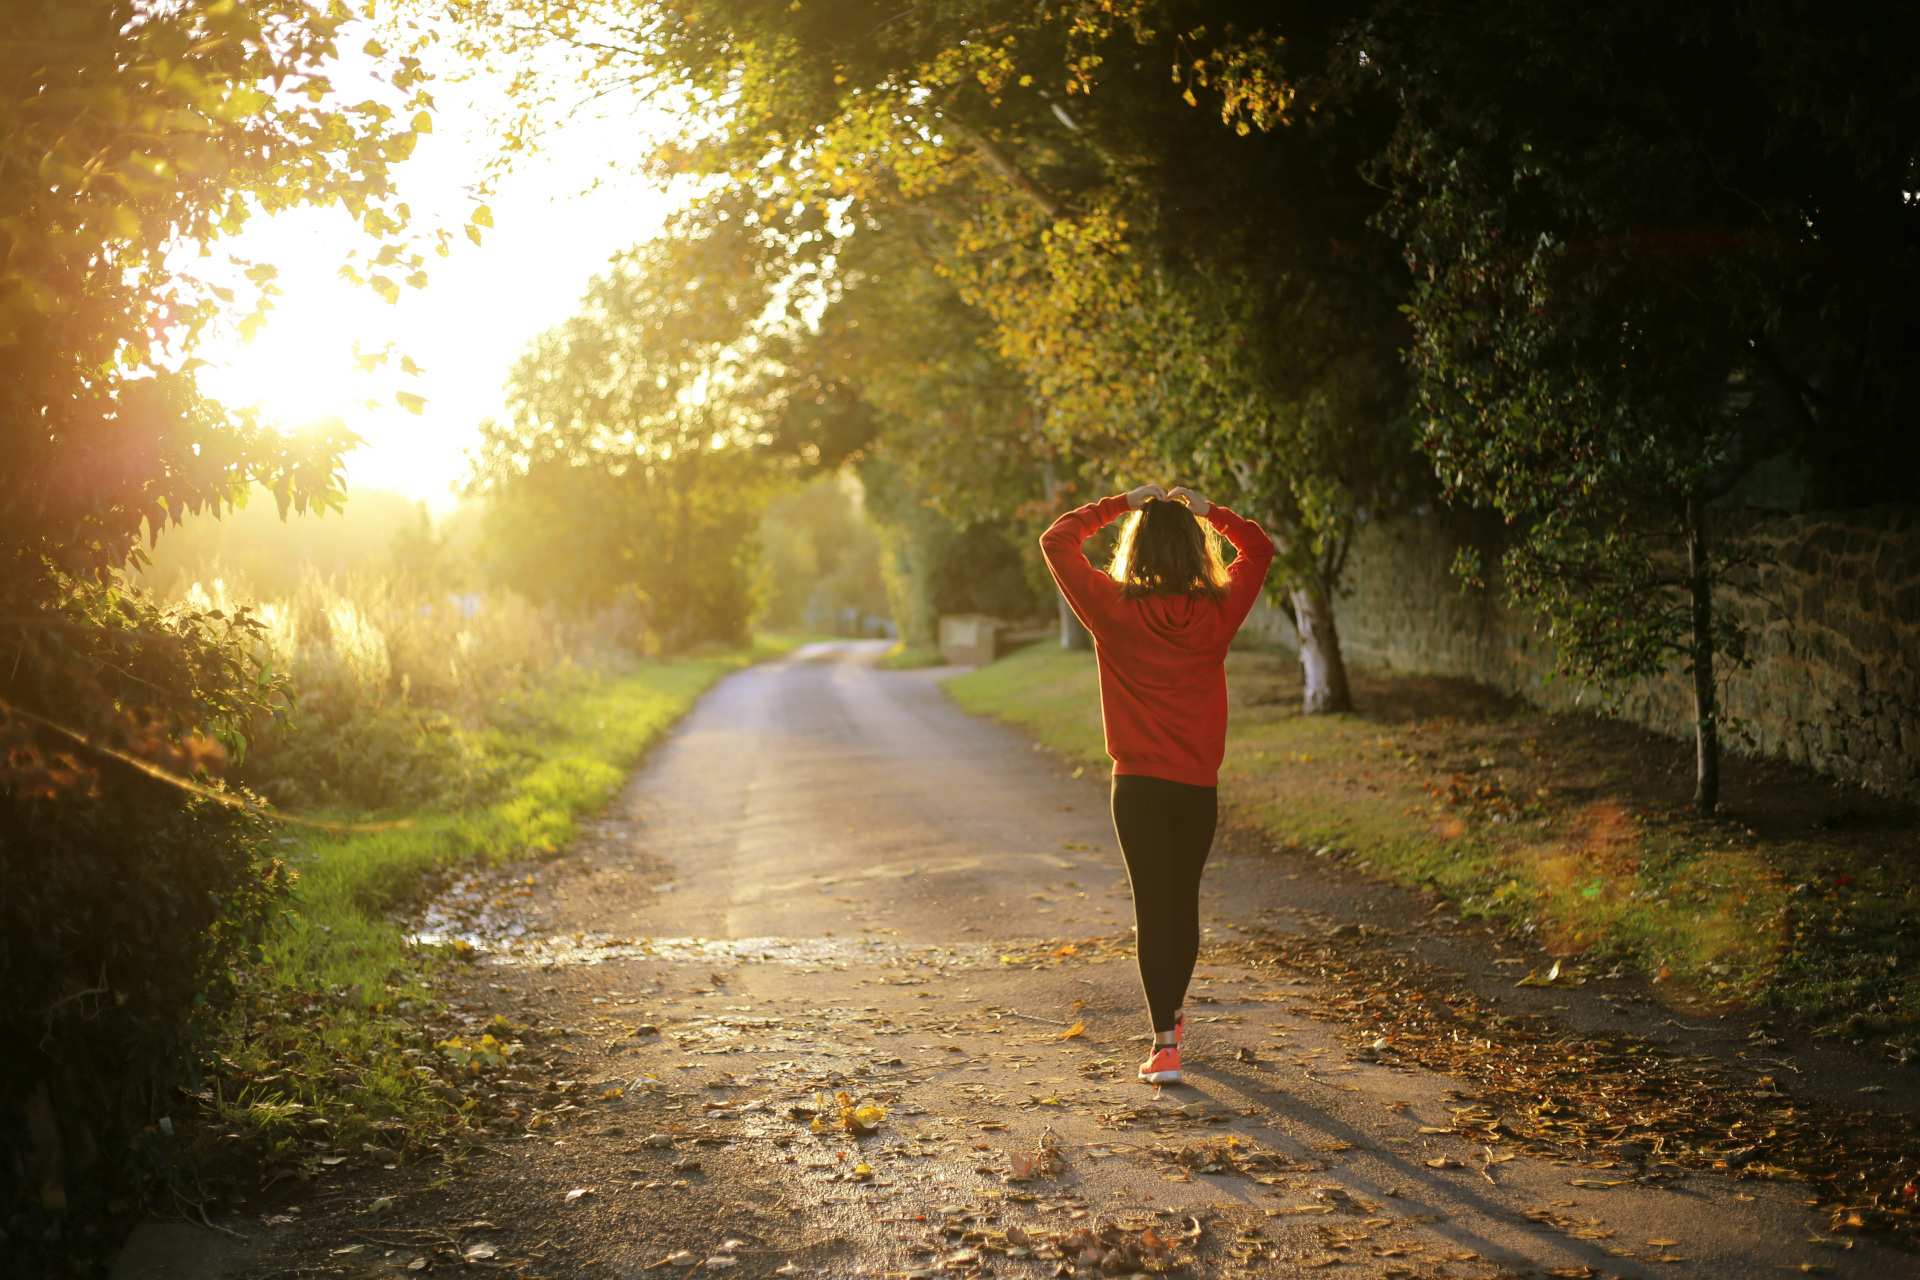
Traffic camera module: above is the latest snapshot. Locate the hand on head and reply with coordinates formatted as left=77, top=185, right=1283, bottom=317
left=1126, top=484, right=1211, bottom=515
left=1168, top=486, right=1210, bottom=516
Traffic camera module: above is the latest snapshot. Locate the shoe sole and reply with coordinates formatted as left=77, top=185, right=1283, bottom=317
left=1139, top=1069, right=1183, bottom=1084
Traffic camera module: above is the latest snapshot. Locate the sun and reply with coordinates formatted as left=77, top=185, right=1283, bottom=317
left=194, top=233, right=390, bottom=433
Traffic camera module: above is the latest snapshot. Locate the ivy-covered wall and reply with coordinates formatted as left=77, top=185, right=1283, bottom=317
left=1246, top=506, right=1920, bottom=802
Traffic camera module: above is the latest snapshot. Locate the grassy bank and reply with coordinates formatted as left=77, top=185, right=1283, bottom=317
left=947, top=644, right=1920, bottom=1053
left=875, top=642, right=947, bottom=670
left=199, top=640, right=794, bottom=1176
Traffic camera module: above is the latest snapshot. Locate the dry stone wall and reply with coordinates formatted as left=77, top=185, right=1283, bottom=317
left=1243, top=506, right=1920, bottom=802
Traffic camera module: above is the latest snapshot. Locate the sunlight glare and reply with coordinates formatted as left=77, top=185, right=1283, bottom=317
left=191, top=64, right=683, bottom=510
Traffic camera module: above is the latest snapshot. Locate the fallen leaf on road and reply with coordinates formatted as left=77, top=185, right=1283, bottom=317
left=649, top=1251, right=699, bottom=1269
left=463, top=1244, right=499, bottom=1262
left=1055, top=1021, right=1085, bottom=1040
left=566, top=1188, right=595, bottom=1202
left=1516, top=960, right=1588, bottom=988
left=1425, top=1158, right=1463, bottom=1169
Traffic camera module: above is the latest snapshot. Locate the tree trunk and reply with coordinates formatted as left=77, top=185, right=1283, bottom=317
left=1685, top=495, right=1720, bottom=812
left=1059, top=591, right=1092, bottom=650
left=1040, top=451, right=1092, bottom=651
left=1291, top=580, right=1353, bottom=714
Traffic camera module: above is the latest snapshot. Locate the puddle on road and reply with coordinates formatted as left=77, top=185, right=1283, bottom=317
left=461, top=931, right=994, bottom=971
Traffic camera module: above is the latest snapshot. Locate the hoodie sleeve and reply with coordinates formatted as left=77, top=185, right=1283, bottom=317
left=1205, top=504, right=1277, bottom=631
left=1039, top=494, right=1131, bottom=637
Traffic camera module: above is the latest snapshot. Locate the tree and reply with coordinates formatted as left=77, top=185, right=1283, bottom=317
left=1366, top=0, right=1920, bottom=809
left=1, top=0, right=443, bottom=1238
left=3, top=0, right=445, bottom=778
left=756, top=474, right=890, bottom=635
left=470, top=231, right=778, bottom=650
left=803, top=224, right=1058, bottom=644
left=440, top=0, right=1422, bottom=712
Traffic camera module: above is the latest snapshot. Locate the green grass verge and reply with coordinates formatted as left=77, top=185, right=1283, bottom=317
left=874, top=643, right=948, bottom=670
left=200, top=639, right=795, bottom=1174
left=947, top=645, right=1920, bottom=1049
left=270, top=642, right=793, bottom=990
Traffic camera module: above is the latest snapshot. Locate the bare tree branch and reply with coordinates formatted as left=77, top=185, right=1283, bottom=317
left=940, top=118, right=1067, bottom=221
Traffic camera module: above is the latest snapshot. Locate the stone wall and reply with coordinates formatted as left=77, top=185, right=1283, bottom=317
left=1244, top=505, right=1920, bottom=801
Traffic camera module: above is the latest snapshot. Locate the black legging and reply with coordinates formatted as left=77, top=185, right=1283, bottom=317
left=1110, top=774, right=1218, bottom=1034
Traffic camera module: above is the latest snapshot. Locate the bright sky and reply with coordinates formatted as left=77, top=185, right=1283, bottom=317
left=194, top=62, right=679, bottom=512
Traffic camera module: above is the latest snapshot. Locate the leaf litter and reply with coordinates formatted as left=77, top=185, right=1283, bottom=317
left=1201, top=923, right=1920, bottom=1249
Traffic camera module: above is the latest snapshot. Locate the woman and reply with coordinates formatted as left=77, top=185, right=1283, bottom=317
left=1040, top=483, right=1275, bottom=1085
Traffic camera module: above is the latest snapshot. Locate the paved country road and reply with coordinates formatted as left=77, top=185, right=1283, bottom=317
left=122, top=642, right=1914, bottom=1280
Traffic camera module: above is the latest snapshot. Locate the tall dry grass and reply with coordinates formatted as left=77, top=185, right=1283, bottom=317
left=174, top=567, right=607, bottom=814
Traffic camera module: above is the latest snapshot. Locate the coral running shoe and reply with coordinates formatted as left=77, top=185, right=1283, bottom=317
left=1138, top=1045, right=1182, bottom=1085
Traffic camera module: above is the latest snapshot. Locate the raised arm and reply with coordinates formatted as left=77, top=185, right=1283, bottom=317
left=1039, top=491, right=1138, bottom=634
left=1203, top=504, right=1277, bottom=629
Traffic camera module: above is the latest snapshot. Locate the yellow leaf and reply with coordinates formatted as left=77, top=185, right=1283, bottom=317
left=411, top=110, right=433, bottom=134
left=395, top=391, right=426, bottom=414
left=471, top=203, right=493, bottom=228
left=1055, top=1021, right=1085, bottom=1040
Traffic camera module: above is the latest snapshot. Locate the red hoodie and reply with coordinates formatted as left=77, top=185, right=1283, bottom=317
left=1040, top=494, right=1276, bottom=788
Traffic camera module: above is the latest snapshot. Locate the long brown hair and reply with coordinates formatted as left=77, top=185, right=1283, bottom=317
left=1108, top=497, right=1230, bottom=599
